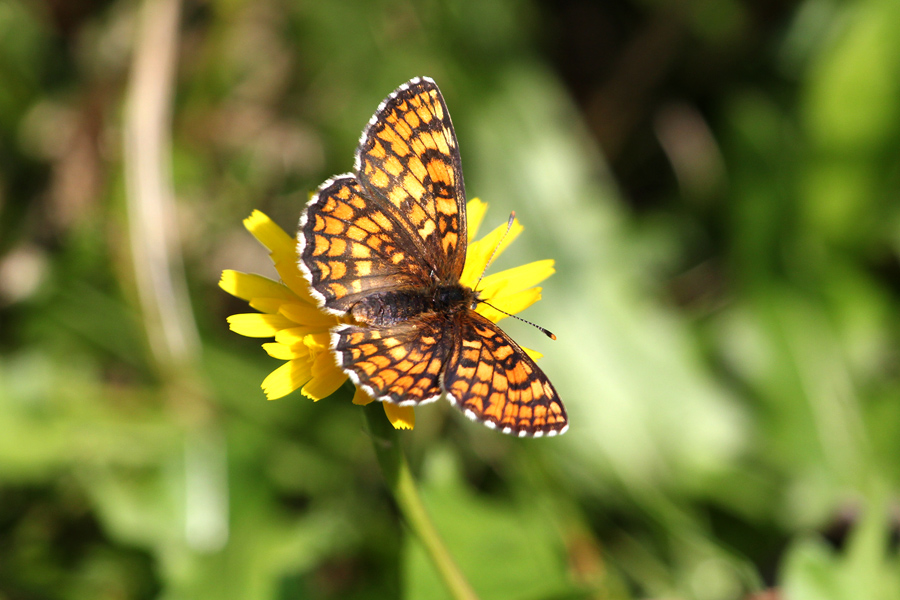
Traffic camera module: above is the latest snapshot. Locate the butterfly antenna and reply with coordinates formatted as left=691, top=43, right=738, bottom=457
left=475, top=212, right=516, bottom=290
left=472, top=212, right=556, bottom=340
left=479, top=300, right=556, bottom=340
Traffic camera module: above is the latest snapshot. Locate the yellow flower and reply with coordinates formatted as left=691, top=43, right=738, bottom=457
left=219, top=198, right=554, bottom=430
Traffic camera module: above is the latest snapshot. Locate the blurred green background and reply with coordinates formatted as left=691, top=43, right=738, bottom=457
left=2, top=0, right=900, bottom=598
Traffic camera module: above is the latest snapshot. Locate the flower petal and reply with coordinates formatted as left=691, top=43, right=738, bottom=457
left=304, top=331, right=332, bottom=351
left=250, top=297, right=291, bottom=315
left=263, top=342, right=307, bottom=360
left=274, top=257, right=319, bottom=304
left=227, top=313, right=296, bottom=337
left=383, top=402, right=415, bottom=429
left=261, top=358, right=312, bottom=400
left=219, top=270, right=298, bottom=304
left=466, top=198, right=487, bottom=242
left=244, top=210, right=296, bottom=263
left=476, top=288, right=542, bottom=322
left=242, top=211, right=318, bottom=303
left=275, top=327, right=314, bottom=348
left=522, top=346, right=543, bottom=361
left=301, top=351, right=347, bottom=400
left=352, top=386, right=375, bottom=406
left=459, top=220, right=523, bottom=288
left=279, top=300, right=337, bottom=327
left=478, top=259, right=555, bottom=300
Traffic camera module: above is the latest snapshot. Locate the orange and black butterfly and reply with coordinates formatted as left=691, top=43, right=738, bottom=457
left=298, top=77, right=567, bottom=436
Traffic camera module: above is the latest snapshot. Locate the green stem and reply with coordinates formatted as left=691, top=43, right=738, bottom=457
left=364, top=406, right=479, bottom=600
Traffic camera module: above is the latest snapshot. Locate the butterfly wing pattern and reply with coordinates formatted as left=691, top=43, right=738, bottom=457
left=298, top=76, right=568, bottom=437
left=444, top=311, right=566, bottom=436
left=297, top=175, right=434, bottom=315
left=354, top=77, right=467, bottom=281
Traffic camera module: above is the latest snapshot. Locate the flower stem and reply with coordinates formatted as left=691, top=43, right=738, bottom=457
left=364, top=406, right=479, bottom=600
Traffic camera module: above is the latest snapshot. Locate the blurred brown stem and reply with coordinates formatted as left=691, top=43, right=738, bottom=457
left=123, top=0, right=198, bottom=370
left=123, top=0, right=228, bottom=553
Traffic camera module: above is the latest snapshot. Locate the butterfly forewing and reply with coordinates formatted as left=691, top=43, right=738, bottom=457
left=299, top=175, right=434, bottom=314
left=355, top=77, right=467, bottom=281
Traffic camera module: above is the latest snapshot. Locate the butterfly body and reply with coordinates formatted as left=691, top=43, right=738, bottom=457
left=298, top=77, right=568, bottom=436
left=349, top=283, right=476, bottom=327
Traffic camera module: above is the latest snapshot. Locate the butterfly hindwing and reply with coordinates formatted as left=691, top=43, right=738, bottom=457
left=444, top=310, right=568, bottom=437
left=333, top=314, right=452, bottom=405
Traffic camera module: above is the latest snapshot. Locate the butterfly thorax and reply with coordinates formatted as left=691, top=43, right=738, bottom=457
left=349, top=282, right=477, bottom=327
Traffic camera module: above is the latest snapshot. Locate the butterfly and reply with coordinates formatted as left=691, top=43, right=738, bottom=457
left=298, top=77, right=567, bottom=437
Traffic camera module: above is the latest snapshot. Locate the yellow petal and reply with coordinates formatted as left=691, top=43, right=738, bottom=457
left=279, top=299, right=338, bottom=327
left=242, top=211, right=319, bottom=303
left=494, top=287, right=542, bottom=313
left=274, top=257, right=319, bottom=304
left=261, top=358, right=312, bottom=400
left=352, top=386, right=375, bottom=405
left=383, top=402, right=415, bottom=430
left=262, top=342, right=307, bottom=360
left=227, top=313, right=296, bottom=337
left=459, top=220, right=523, bottom=288
left=466, top=198, right=487, bottom=242
left=304, top=331, right=332, bottom=351
left=476, top=288, right=542, bottom=322
left=250, top=297, right=290, bottom=314
left=478, top=260, right=555, bottom=300
left=522, top=346, right=543, bottom=361
left=219, top=270, right=298, bottom=304
left=301, top=351, right=347, bottom=400
left=244, top=210, right=296, bottom=263
left=275, top=327, right=315, bottom=347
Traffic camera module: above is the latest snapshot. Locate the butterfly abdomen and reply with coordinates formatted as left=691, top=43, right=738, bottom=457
left=349, top=283, right=476, bottom=327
